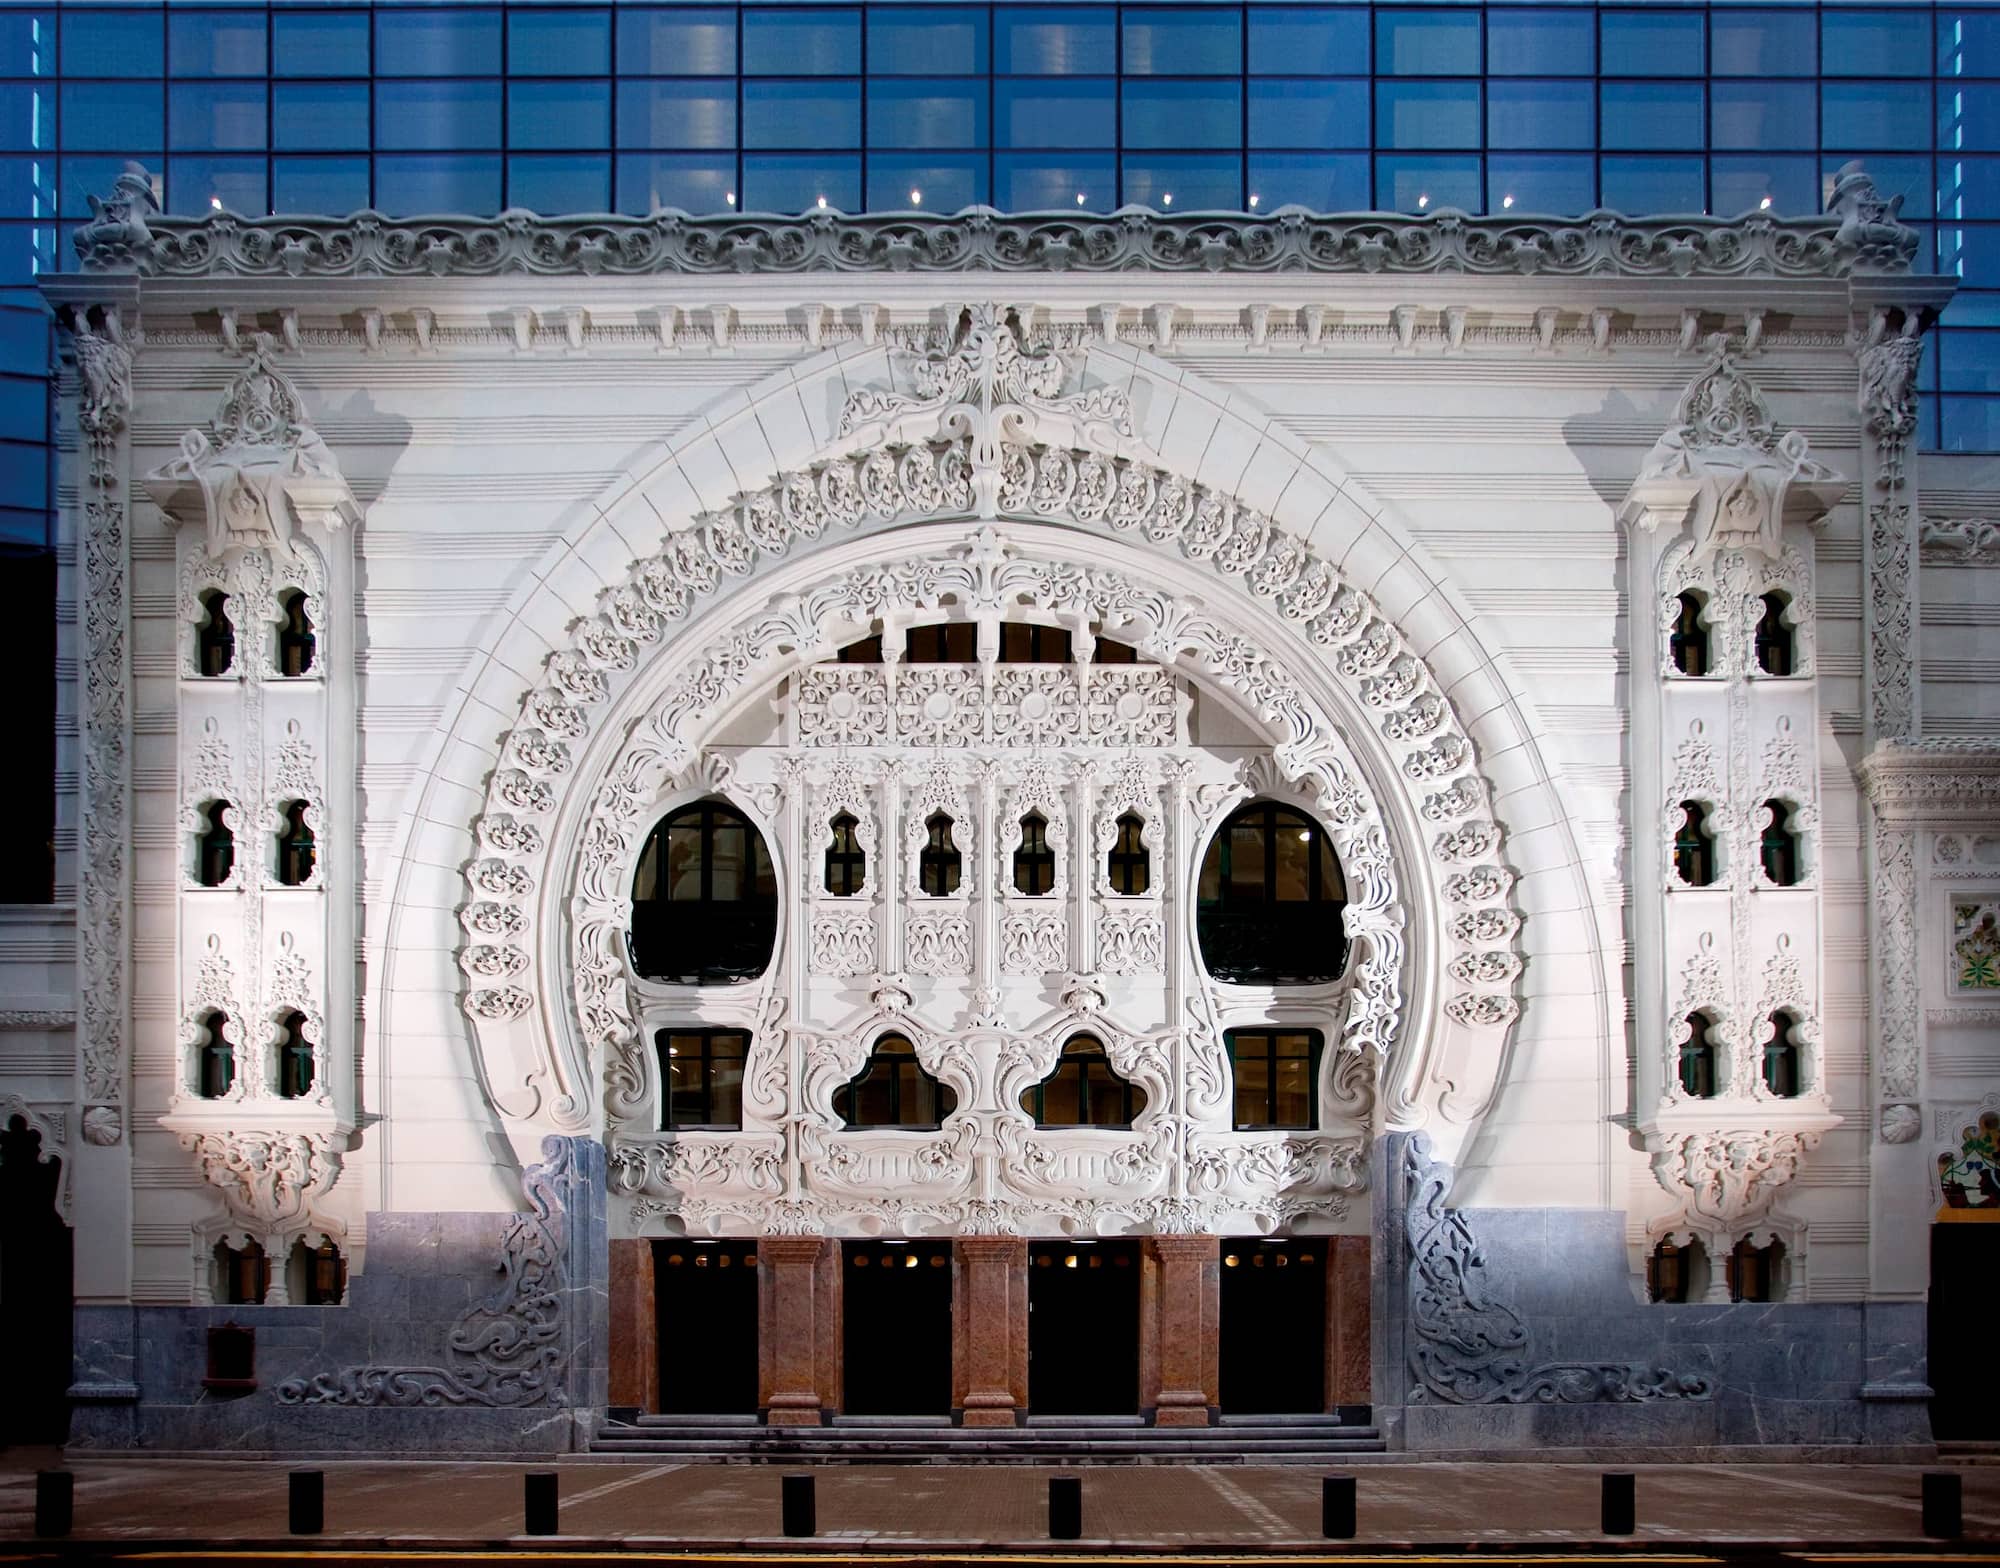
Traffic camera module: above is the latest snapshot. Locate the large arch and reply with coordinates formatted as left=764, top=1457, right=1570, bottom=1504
left=369, top=306, right=1608, bottom=1211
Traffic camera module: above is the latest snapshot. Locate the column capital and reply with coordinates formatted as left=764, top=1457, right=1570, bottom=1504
left=759, top=1234, right=831, bottom=1264
left=1145, top=1234, right=1219, bottom=1263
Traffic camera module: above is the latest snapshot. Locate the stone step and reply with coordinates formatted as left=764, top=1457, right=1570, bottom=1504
left=592, top=1418, right=1385, bottom=1462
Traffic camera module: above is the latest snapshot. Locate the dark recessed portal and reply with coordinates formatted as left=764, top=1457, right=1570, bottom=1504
left=654, top=1239, right=759, bottom=1415
left=1930, top=1222, right=2000, bottom=1440
left=842, top=1239, right=952, bottom=1415
left=1220, top=1238, right=1327, bottom=1413
left=1027, top=1240, right=1139, bottom=1416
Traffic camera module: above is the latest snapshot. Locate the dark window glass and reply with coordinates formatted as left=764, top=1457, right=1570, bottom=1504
left=1124, top=154, right=1239, bottom=210
left=1602, top=83, right=1705, bottom=151
left=376, top=82, right=501, bottom=151
left=1942, top=330, right=2000, bottom=392
left=1678, top=1014, right=1716, bottom=1098
left=1198, top=803, right=1347, bottom=984
left=374, top=9, right=502, bottom=77
left=1123, top=8, right=1240, bottom=75
left=996, top=154, right=1115, bottom=210
left=1486, top=155, right=1593, bottom=216
left=197, top=589, right=234, bottom=677
left=197, top=1012, right=233, bottom=1098
left=1712, top=82, right=1816, bottom=152
left=1601, top=155, right=1704, bottom=216
left=870, top=6, right=987, bottom=74
left=658, top=1027, right=748, bottom=1130
left=618, top=82, right=734, bottom=150
left=1941, top=84, right=2000, bottom=154
left=1759, top=800, right=1799, bottom=887
left=1125, top=81, right=1241, bottom=150
left=919, top=813, right=962, bottom=897
left=274, top=86, right=371, bottom=153
left=277, top=801, right=315, bottom=887
left=512, top=153, right=609, bottom=210
left=170, top=11, right=266, bottom=78
left=825, top=812, right=866, bottom=895
left=616, top=153, right=734, bottom=214
left=1823, top=83, right=1930, bottom=150
left=1376, top=9, right=1478, bottom=75
left=509, top=9, right=610, bottom=75
left=1375, top=154, right=1479, bottom=212
left=1648, top=1240, right=1692, bottom=1304
left=170, top=84, right=266, bottom=153
left=1022, top=1035, right=1141, bottom=1128
left=1247, top=152, right=1366, bottom=211
left=60, top=9, right=160, bottom=76
left=304, top=1240, right=345, bottom=1305
left=508, top=80, right=611, bottom=149
left=0, top=10, right=56, bottom=79
left=629, top=800, right=778, bottom=983
left=1711, top=10, right=1815, bottom=77
left=1942, top=395, right=2000, bottom=452
left=1941, top=11, right=2000, bottom=76
left=744, top=80, right=860, bottom=149
left=274, top=12, right=370, bottom=77
left=60, top=83, right=162, bottom=152
left=1247, top=6, right=1367, bottom=75
left=1754, top=592, right=1794, bottom=676
left=1487, top=8, right=1592, bottom=75
left=836, top=1033, right=956, bottom=1129
left=278, top=591, right=316, bottom=677
left=197, top=801, right=235, bottom=888
left=995, top=7, right=1115, bottom=74
left=868, top=81, right=985, bottom=149
left=1762, top=1012, right=1801, bottom=1098
left=1108, top=812, right=1149, bottom=895
left=1377, top=81, right=1481, bottom=149
left=907, top=622, right=977, bottom=661
left=275, top=157, right=369, bottom=216
left=997, top=623, right=1070, bottom=662
left=742, top=154, right=859, bottom=212
left=1249, top=80, right=1368, bottom=148
left=277, top=1011, right=314, bottom=1099
left=743, top=9, right=860, bottom=75
left=1601, top=9, right=1703, bottom=76
left=167, top=158, right=265, bottom=219
left=218, top=1240, right=268, bottom=1305
left=868, top=154, right=986, bottom=211
left=1712, top=155, right=1817, bottom=216
left=1486, top=80, right=1593, bottom=149
left=1826, top=10, right=1930, bottom=77
left=1728, top=1238, right=1781, bottom=1303
left=375, top=155, right=503, bottom=215
left=837, top=634, right=883, bottom=662
left=0, top=84, right=53, bottom=155
left=617, top=8, right=734, bottom=75
left=996, top=80, right=1116, bottom=149
left=1673, top=802, right=1715, bottom=887
left=1227, top=1029, right=1321, bottom=1130
left=1013, top=813, right=1055, bottom=896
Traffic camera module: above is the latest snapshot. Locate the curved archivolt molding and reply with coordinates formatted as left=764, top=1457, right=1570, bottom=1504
left=457, top=314, right=1525, bottom=1154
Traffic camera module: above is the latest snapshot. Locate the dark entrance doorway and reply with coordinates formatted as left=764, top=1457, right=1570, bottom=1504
left=0, top=1113, right=71, bottom=1445
left=1220, top=1237, right=1326, bottom=1413
left=654, top=1239, right=758, bottom=1414
left=1930, top=1222, right=2000, bottom=1439
left=1027, top=1240, right=1139, bottom=1415
left=842, top=1240, right=951, bottom=1415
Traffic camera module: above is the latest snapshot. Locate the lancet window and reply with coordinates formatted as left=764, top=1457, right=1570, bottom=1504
left=196, top=589, right=234, bottom=677
left=1672, top=801, right=1716, bottom=887
left=196, top=802, right=235, bottom=888
left=1669, top=591, right=1709, bottom=677
left=1753, top=592, right=1795, bottom=676
left=196, top=1011, right=234, bottom=1099
left=276, top=800, right=315, bottom=886
left=1677, top=1012, right=1718, bottom=1099
left=824, top=812, right=866, bottom=896
left=1107, top=812, right=1150, bottom=895
left=919, top=813, right=962, bottom=896
left=277, top=588, right=315, bottom=676
left=1761, top=1010, right=1802, bottom=1098
left=1197, top=803, right=1347, bottom=984
left=275, top=1010, right=313, bottom=1099
left=1013, top=812, right=1055, bottom=895
left=629, top=800, right=777, bottom=984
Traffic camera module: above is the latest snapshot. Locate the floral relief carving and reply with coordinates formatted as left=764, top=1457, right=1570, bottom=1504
left=905, top=912, right=973, bottom=976
left=999, top=911, right=1068, bottom=976
left=1096, top=911, right=1164, bottom=975
left=796, top=666, right=891, bottom=747
left=810, top=913, right=877, bottom=977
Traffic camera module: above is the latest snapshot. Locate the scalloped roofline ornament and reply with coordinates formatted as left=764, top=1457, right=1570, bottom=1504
left=67, top=160, right=1919, bottom=281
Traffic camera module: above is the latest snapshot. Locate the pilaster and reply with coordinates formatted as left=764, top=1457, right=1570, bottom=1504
left=607, top=1238, right=656, bottom=1413
left=758, top=1234, right=833, bottom=1423
left=953, top=1235, right=1026, bottom=1426
left=1141, top=1234, right=1218, bottom=1425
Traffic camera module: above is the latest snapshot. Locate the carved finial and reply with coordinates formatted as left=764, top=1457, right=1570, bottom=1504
left=74, top=161, right=159, bottom=273
left=1826, top=160, right=1920, bottom=274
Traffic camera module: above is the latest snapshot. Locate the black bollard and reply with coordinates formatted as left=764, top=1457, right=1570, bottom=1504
left=1601, top=1471, right=1635, bottom=1536
left=288, top=1470, right=324, bottom=1536
left=34, top=1471, right=71, bottom=1539
left=1321, top=1474, right=1356, bottom=1539
left=524, top=1471, right=558, bottom=1537
left=782, top=1473, right=816, bottom=1538
left=1049, top=1475, right=1082, bottom=1541
left=1923, top=1471, right=1962, bottom=1539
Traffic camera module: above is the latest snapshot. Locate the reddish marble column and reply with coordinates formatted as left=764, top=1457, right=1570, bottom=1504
left=1327, top=1233, right=1371, bottom=1412
left=954, top=1237, right=1027, bottom=1427
left=1143, top=1235, right=1219, bottom=1425
left=607, top=1239, right=657, bottom=1412
left=759, top=1236, right=832, bottom=1424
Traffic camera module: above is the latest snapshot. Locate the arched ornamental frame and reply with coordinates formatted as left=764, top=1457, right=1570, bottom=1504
left=451, top=305, right=1547, bottom=1224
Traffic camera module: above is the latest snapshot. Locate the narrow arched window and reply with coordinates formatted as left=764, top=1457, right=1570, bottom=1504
left=1670, top=591, right=1709, bottom=676
left=1727, top=1237, right=1782, bottom=1303
left=824, top=812, right=865, bottom=896
left=1647, top=1238, right=1693, bottom=1304
left=1197, top=803, right=1348, bottom=984
left=1227, top=1028, right=1322, bottom=1129
left=1761, top=1010, right=1801, bottom=1098
left=629, top=800, right=778, bottom=984
left=197, top=1012, right=233, bottom=1099
left=197, top=802, right=235, bottom=888
left=906, top=622, right=977, bottom=662
left=919, top=813, right=962, bottom=896
left=1759, top=799, right=1800, bottom=886
left=299, top=1238, right=345, bottom=1306
left=1021, top=1034, right=1142, bottom=1128
left=276, top=1010, right=313, bottom=1099
left=196, top=589, right=234, bottom=677
left=1672, top=801, right=1715, bottom=886
left=276, top=800, right=315, bottom=886
left=998, top=623, right=1072, bottom=662
left=658, top=1028, right=749, bottom=1130
left=277, top=589, right=316, bottom=676
left=1754, top=592, right=1794, bottom=676
left=1678, top=1013, right=1717, bottom=1099
left=836, top=1033, right=957, bottom=1129
left=215, top=1239, right=269, bottom=1306
left=1013, top=812, right=1054, bottom=895
left=1108, top=812, right=1149, bottom=895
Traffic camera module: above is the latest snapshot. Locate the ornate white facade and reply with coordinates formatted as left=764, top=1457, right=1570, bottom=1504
left=12, top=166, right=1998, bottom=1453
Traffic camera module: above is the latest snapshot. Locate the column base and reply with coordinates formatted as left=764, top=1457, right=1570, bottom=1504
left=960, top=1403, right=1019, bottom=1428
left=1152, top=1400, right=1213, bottom=1427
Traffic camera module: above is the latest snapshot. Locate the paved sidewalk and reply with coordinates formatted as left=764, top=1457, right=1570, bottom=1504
left=0, top=1454, right=1995, bottom=1550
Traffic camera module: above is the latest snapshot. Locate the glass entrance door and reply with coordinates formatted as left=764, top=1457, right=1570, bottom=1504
left=654, top=1239, right=759, bottom=1414
left=1027, top=1240, right=1140, bottom=1415
left=1220, top=1238, right=1327, bottom=1413
left=842, top=1239, right=952, bottom=1414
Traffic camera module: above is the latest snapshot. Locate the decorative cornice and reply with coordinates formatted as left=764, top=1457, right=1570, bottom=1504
left=1860, top=739, right=2000, bottom=824
left=68, top=161, right=1919, bottom=282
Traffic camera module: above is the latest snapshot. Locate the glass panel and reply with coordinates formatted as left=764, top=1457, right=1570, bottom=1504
left=868, top=81, right=985, bottom=149
left=1122, top=154, right=1238, bottom=210
left=616, top=152, right=735, bottom=213
left=1941, top=12, right=2000, bottom=76
left=1941, top=84, right=2000, bottom=153
left=1602, top=82, right=1705, bottom=151
left=1274, top=820, right=1312, bottom=900
left=374, top=154, right=500, bottom=215
left=1375, top=9, right=1478, bottom=75
left=509, top=9, right=610, bottom=75
left=1601, top=155, right=1705, bottom=215
left=617, top=8, right=734, bottom=75
left=743, top=10, right=860, bottom=76
left=0, top=157, right=56, bottom=218
left=1123, top=8, right=1241, bottom=75
left=995, top=7, right=1115, bottom=74
left=1377, top=81, right=1480, bottom=149
left=1939, top=222, right=2000, bottom=284
left=1825, top=10, right=1931, bottom=78
left=274, top=86, right=370, bottom=153
left=1226, top=821, right=1266, bottom=901
left=510, top=153, right=609, bottom=212
left=1824, top=83, right=1931, bottom=150
left=1232, top=1051, right=1269, bottom=1125
left=1486, top=80, right=1593, bottom=149
left=1273, top=1056, right=1312, bottom=1126
left=0, top=11, right=55, bottom=79
left=994, top=154, right=1114, bottom=210
left=375, top=81, right=501, bottom=151
left=1375, top=154, right=1480, bottom=212
left=1601, top=9, right=1702, bottom=76
left=1711, top=10, right=1816, bottom=77
left=1249, top=80, right=1368, bottom=148
left=1248, top=7, right=1367, bottom=75
left=1487, top=8, right=1592, bottom=75
left=1942, top=159, right=2000, bottom=224
left=1712, top=155, right=1817, bottom=215
left=0, top=375, right=46, bottom=443
left=508, top=80, right=611, bottom=149
left=1942, top=395, right=2000, bottom=452
left=169, top=84, right=267, bottom=153
left=1941, top=332, right=2000, bottom=392
left=1247, top=152, right=1369, bottom=211
left=1487, top=154, right=1594, bottom=216
left=1082, top=1067, right=1127, bottom=1126
left=0, top=84, right=52, bottom=153
left=1712, top=82, right=1816, bottom=151
left=1124, top=81, right=1241, bottom=150
left=60, top=9, right=161, bottom=77
left=742, top=154, right=860, bottom=213
left=1041, top=1062, right=1081, bottom=1124
left=996, top=80, right=1115, bottom=148
left=744, top=80, right=860, bottom=149
left=374, top=9, right=502, bottom=76
left=871, top=7, right=986, bottom=75
left=710, top=1053, right=744, bottom=1127
left=170, top=11, right=266, bottom=78
left=61, top=84, right=161, bottom=153
left=274, top=155, right=366, bottom=216
left=617, top=81, right=734, bottom=150
left=167, top=156, right=266, bottom=217
left=274, top=12, right=369, bottom=78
